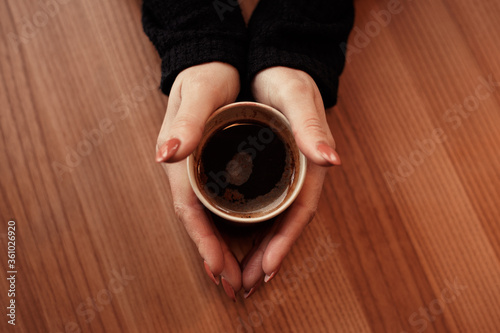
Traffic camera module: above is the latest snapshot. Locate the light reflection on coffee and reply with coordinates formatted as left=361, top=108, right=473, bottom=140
left=197, top=121, right=295, bottom=216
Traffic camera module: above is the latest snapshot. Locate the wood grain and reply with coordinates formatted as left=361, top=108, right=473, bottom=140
left=1, top=0, right=499, bottom=332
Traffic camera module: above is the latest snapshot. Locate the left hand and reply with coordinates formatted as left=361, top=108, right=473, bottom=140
left=241, top=66, right=341, bottom=297
left=156, top=62, right=243, bottom=300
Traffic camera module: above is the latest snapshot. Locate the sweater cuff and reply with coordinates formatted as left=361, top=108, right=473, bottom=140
left=246, top=0, right=354, bottom=108
left=160, top=37, right=246, bottom=95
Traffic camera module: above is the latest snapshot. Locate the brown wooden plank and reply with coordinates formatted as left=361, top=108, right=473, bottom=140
left=1, top=0, right=499, bottom=332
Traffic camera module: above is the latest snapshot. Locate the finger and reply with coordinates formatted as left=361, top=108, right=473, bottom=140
left=261, top=162, right=327, bottom=277
left=241, top=161, right=326, bottom=294
left=157, top=78, right=238, bottom=163
left=165, top=160, right=225, bottom=278
left=210, top=218, right=242, bottom=301
left=241, top=219, right=281, bottom=294
left=156, top=90, right=217, bottom=163
left=278, top=84, right=340, bottom=166
left=240, top=221, right=274, bottom=270
left=254, top=70, right=341, bottom=166
left=155, top=81, right=182, bottom=158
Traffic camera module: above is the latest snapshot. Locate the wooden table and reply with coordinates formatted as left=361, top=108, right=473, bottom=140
left=1, top=0, right=499, bottom=332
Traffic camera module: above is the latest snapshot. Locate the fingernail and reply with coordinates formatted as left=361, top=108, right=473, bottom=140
left=204, top=261, right=219, bottom=286
left=264, top=270, right=278, bottom=283
left=317, top=143, right=341, bottom=166
left=244, top=286, right=257, bottom=299
left=244, top=279, right=263, bottom=299
left=221, top=277, right=236, bottom=302
left=155, top=138, right=180, bottom=163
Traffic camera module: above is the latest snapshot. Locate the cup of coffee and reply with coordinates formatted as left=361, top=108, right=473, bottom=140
left=187, top=102, right=307, bottom=223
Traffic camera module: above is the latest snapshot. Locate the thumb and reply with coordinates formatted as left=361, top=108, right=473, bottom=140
left=156, top=88, right=227, bottom=163
left=266, top=84, right=341, bottom=166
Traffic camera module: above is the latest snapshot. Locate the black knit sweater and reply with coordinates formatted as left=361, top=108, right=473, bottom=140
left=142, top=0, right=354, bottom=108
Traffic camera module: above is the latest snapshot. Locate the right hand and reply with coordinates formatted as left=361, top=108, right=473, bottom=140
left=240, top=66, right=341, bottom=297
left=156, top=62, right=242, bottom=300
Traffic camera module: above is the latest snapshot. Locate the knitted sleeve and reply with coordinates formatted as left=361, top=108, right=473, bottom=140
left=247, top=0, right=355, bottom=108
left=142, top=0, right=247, bottom=96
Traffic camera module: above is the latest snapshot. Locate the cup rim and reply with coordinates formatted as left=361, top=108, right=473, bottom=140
left=186, top=101, right=307, bottom=223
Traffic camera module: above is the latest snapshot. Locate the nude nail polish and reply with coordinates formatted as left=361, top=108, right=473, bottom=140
left=244, top=277, right=264, bottom=299
left=264, top=270, right=278, bottom=283
left=204, top=261, right=219, bottom=286
left=244, top=286, right=257, bottom=299
left=221, top=277, right=236, bottom=302
left=243, top=283, right=259, bottom=299
left=317, top=143, right=341, bottom=166
left=155, top=138, right=180, bottom=163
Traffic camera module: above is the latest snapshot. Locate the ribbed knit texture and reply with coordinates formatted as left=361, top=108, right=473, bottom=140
left=142, top=0, right=248, bottom=96
left=247, top=0, right=354, bottom=107
left=142, top=0, right=354, bottom=107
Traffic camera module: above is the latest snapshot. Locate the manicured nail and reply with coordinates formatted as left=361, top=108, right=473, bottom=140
left=264, top=270, right=278, bottom=283
left=244, top=286, right=257, bottom=299
left=244, top=279, right=263, bottom=299
left=204, top=261, right=219, bottom=286
left=155, top=138, right=180, bottom=163
left=221, top=277, right=236, bottom=302
left=317, top=143, right=341, bottom=166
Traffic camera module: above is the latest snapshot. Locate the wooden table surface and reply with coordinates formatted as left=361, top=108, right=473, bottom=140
left=1, top=0, right=499, bottom=332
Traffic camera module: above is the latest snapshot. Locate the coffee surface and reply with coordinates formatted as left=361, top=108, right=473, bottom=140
left=198, top=121, right=293, bottom=215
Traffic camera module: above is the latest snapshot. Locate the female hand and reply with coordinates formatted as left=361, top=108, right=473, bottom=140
left=156, top=62, right=242, bottom=300
left=242, top=66, right=341, bottom=297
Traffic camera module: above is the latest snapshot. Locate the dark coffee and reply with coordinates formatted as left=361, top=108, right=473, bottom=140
left=197, top=120, right=295, bottom=215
